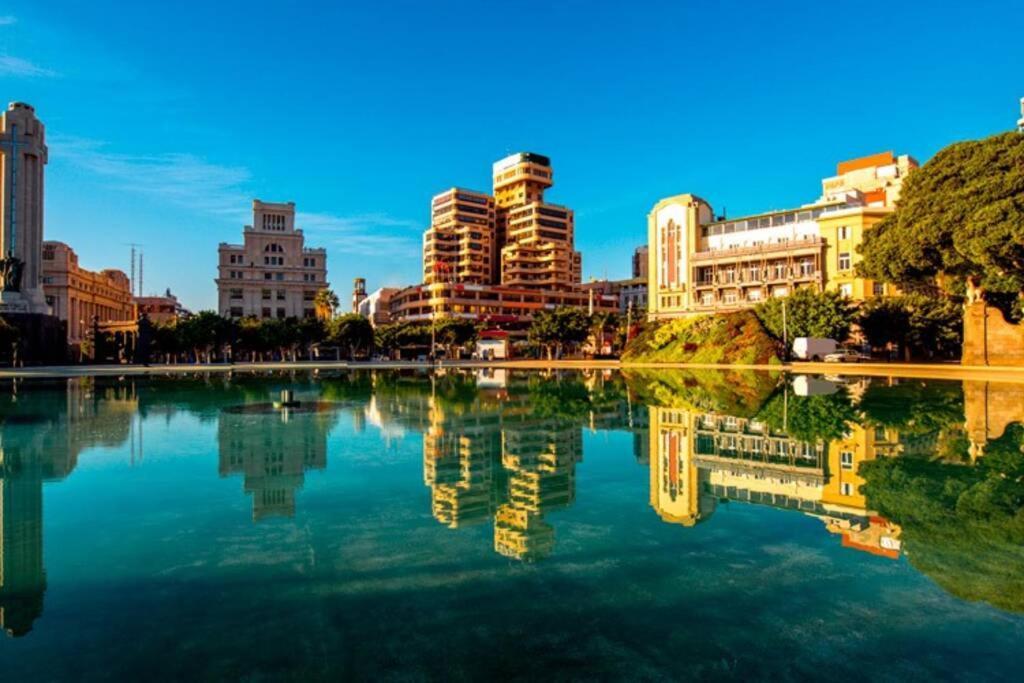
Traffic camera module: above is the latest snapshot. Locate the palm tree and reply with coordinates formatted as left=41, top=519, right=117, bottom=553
left=314, top=288, right=340, bottom=320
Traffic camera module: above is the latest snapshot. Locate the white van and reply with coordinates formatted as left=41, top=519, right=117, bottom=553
left=791, top=337, right=838, bottom=361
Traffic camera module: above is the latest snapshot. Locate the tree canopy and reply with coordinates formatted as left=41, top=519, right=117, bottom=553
left=754, top=288, right=855, bottom=343
left=857, top=294, right=962, bottom=359
left=859, top=132, right=1024, bottom=317
left=528, top=307, right=591, bottom=359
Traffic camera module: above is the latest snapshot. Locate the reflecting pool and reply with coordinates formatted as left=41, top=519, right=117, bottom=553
left=1, top=369, right=1023, bottom=680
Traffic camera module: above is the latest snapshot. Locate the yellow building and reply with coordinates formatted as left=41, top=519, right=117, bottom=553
left=647, top=152, right=915, bottom=318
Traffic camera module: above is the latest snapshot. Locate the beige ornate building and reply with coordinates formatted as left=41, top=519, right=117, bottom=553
left=216, top=200, right=328, bottom=319
left=41, top=241, right=135, bottom=344
left=0, top=102, right=49, bottom=314
left=648, top=152, right=917, bottom=319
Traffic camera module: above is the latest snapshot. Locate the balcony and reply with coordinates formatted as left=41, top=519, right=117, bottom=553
left=691, top=236, right=825, bottom=263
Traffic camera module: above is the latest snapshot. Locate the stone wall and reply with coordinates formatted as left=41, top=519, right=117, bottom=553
left=962, top=302, right=1024, bottom=366
left=964, top=380, right=1024, bottom=459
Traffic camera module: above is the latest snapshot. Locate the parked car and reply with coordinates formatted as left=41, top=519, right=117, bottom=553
left=823, top=349, right=868, bottom=363
left=792, top=337, right=838, bottom=361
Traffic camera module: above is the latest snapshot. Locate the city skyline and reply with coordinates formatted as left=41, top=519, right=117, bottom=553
left=4, top=1, right=1024, bottom=311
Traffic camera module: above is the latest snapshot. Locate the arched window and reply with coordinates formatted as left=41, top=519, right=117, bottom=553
left=264, top=243, right=283, bottom=253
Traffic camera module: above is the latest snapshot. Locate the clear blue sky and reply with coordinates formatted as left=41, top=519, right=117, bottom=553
left=3, top=0, right=1022, bottom=311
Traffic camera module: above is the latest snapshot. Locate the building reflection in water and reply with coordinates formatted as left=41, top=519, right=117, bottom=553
left=647, top=377, right=903, bottom=559
left=218, top=401, right=338, bottom=521
left=422, top=370, right=588, bottom=561
left=1, top=379, right=136, bottom=637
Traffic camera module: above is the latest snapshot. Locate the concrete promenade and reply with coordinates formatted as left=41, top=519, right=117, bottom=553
left=1, top=359, right=1023, bottom=383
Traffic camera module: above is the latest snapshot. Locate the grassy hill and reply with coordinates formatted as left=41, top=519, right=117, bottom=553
left=622, top=310, right=782, bottom=365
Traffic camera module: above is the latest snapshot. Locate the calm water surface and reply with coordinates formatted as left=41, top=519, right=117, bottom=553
left=1, top=369, right=1022, bottom=681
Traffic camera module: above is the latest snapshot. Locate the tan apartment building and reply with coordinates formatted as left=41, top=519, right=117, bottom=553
left=133, top=290, right=183, bottom=325
left=493, top=152, right=581, bottom=290
left=392, top=153, right=614, bottom=325
left=216, top=200, right=328, bottom=319
left=41, top=241, right=135, bottom=344
left=424, top=188, right=497, bottom=285
left=648, top=152, right=917, bottom=319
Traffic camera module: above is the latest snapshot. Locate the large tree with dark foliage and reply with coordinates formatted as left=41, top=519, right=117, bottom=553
left=859, top=132, right=1024, bottom=319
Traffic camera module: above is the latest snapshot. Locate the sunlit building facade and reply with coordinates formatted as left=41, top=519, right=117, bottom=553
left=215, top=200, right=328, bottom=320
left=647, top=402, right=903, bottom=558
left=41, top=240, right=135, bottom=344
left=392, top=153, right=613, bottom=325
left=648, top=152, right=916, bottom=318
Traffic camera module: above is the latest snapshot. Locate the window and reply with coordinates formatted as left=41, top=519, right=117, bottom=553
left=229, top=307, right=243, bottom=317
left=840, top=482, right=854, bottom=496
left=262, top=289, right=271, bottom=300
left=230, top=289, right=243, bottom=299
left=747, top=289, right=762, bottom=302
left=276, top=307, right=286, bottom=319
left=264, top=273, right=272, bottom=280
left=276, top=290, right=285, bottom=301
left=838, top=252, right=851, bottom=271
left=723, top=291, right=738, bottom=304
left=701, top=292, right=714, bottom=306
left=840, top=451, right=854, bottom=470
left=838, top=225, right=850, bottom=240
left=873, top=282, right=885, bottom=296
left=840, top=283, right=853, bottom=298
left=275, top=273, right=284, bottom=281
left=261, top=307, right=271, bottom=317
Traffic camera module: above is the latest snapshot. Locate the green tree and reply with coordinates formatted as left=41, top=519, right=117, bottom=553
left=588, top=311, right=620, bottom=355
left=528, top=306, right=591, bottom=359
left=858, top=294, right=962, bottom=359
left=329, top=313, right=375, bottom=360
left=860, top=425, right=1024, bottom=614
left=755, top=386, right=859, bottom=444
left=178, top=311, right=232, bottom=363
left=859, top=131, right=1024, bottom=320
left=754, top=288, right=855, bottom=344
left=433, top=317, right=478, bottom=358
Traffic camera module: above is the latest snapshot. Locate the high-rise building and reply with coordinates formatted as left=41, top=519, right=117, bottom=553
left=216, top=200, right=328, bottom=319
left=390, top=153, right=616, bottom=326
left=648, top=152, right=915, bottom=319
left=0, top=102, right=49, bottom=315
left=41, top=241, right=135, bottom=345
left=493, top=153, right=580, bottom=290
left=423, top=188, right=496, bottom=285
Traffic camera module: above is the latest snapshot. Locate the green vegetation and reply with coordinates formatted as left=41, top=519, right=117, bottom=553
left=622, top=310, right=781, bottom=365
left=623, top=368, right=780, bottom=418
left=754, top=288, right=855, bottom=343
left=859, top=131, right=1024, bottom=320
left=754, top=387, right=858, bottom=443
left=860, top=424, right=1024, bottom=614
left=857, top=294, right=962, bottom=359
left=328, top=313, right=375, bottom=360
left=528, top=306, right=591, bottom=359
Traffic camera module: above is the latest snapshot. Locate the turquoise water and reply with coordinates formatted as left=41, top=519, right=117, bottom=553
left=1, top=369, right=1022, bottom=680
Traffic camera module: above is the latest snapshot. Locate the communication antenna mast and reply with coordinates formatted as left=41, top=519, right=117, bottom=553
left=124, top=243, right=144, bottom=295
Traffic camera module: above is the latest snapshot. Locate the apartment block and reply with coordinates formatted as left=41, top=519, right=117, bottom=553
left=648, top=152, right=915, bottom=318
left=493, top=153, right=581, bottom=291
left=424, top=188, right=496, bottom=285
left=392, top=153, right=614, bottom=326
left=216, top=200, right=328, bottom=319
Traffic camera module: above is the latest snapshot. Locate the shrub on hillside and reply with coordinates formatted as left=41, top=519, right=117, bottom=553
left=622, top=311, right=781, bottom=365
